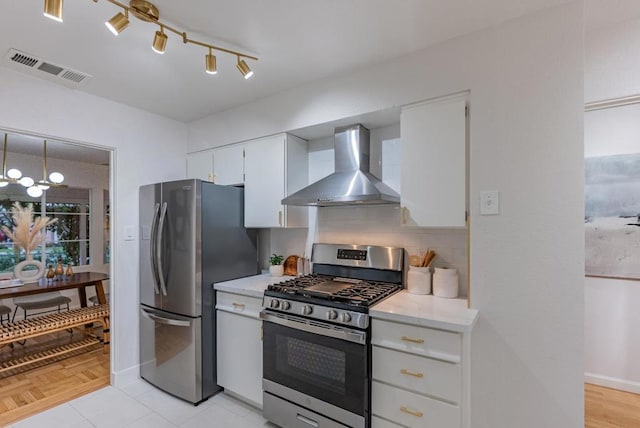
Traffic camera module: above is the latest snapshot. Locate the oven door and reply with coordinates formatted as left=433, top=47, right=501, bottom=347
left=261, top=310, right=368, bottom=418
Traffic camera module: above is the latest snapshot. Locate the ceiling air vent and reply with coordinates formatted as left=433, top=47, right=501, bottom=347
left=3, top=48, right=91, bottom=87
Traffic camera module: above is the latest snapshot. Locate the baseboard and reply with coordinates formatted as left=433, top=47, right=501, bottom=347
left=585, top=372, right=640, bottom=394
left=111, top=364, right=140, bottom=388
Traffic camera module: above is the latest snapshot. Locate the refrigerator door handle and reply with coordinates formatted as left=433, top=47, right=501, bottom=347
left=156, top=202, right=169, bottom=296
left=150, top=202, right=161, bottom=295
left=141, top=307, right=192, bottom=327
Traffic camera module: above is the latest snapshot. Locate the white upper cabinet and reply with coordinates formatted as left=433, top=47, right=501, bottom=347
left=244, top=133, right=308, bottom=228
left=212, top=144, right=245, bottom=185
left=186, top=150, right=214, bottom=182
left=400, top=94, right=468, bottom=228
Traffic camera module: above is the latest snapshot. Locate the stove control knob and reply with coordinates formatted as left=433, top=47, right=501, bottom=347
left=326, top=310, right=337, bottom=320
left=281, top=301, right=291, bottom=311
left=302, top=305, right=313, bottom=315
left=270, top=299, right=280, bottom=309
left=340, top=312, right=352, bottom=323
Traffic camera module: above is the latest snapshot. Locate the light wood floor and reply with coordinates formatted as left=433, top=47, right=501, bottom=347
left=586, top=383, right=640, bottom=428
left=0, top=327, right=110, bottom=426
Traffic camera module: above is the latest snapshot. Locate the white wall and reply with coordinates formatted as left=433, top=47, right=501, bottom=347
left=188, top=3, right=584, bottom=427
left=0, top=67, right=187, bottom=384
left=584, top=19, right=640, bottom=391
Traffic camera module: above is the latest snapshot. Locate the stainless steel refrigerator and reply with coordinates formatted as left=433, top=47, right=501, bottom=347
left=139, top=179, right=258, bottom=404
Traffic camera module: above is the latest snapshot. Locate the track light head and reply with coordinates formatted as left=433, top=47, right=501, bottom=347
left=236, top=59, right=253, bottom=79
left=205, top=50, right=217, bottom=75
left=105, top=11, right=129, bottom=35
left=152, top=28, right=168, bottom=54
left=44, top=0, right=63, bottom=22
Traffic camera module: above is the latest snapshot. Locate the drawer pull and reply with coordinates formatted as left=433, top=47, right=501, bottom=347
left=232, top=302, right=246, bottom=310
left=400, top=406, right=423, bottom=418
left=400, top=368, right=424, bottom=378
left=401, top=335, right=424, bottom=344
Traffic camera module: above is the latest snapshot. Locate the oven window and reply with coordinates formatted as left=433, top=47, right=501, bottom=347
left=279, top=336, right=346, bottom=394
left=263, top=319, right=368, bottom=417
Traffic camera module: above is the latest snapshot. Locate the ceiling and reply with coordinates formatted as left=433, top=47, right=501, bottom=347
left=1, top=1, right=640, bottom=164
left=0, top=0, right=585, bottom=123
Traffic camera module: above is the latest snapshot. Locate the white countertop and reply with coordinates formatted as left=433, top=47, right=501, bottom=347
left=370, top=291, right=479, bottom=333
left=214, top=273, right=294, bottom=298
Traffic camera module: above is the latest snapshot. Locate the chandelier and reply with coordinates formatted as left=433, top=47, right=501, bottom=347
left=0, top=134, right=66, bottom=198
left=43, top=0, right=258, bottom=78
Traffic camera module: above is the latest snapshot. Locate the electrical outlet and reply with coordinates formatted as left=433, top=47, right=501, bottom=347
left=480, top=190, right=500, bottom=215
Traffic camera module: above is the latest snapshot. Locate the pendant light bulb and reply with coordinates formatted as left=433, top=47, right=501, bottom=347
left=0, top=181, right=8, bottom=188
left=49, top=172, right=64, bottom=184
left=7, top=168, right=22, bottom=180
left=27, top=186, right=44, bottom=198
left=44, top=0, right=63, bottom=22
left=38, top=183, right=51, bottom=190
left=19, top=177, right=35, bottom=188
left=105, top=11, right=129, bottom=36
left=236, top=59, right=253, bottom=79
left=205, top=49, right=217, bottom=75
left=152, top=27, right=168, bottom=54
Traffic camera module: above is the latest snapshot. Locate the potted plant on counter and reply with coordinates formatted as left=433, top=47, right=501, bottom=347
left=269, top=253, right=284, bottom=277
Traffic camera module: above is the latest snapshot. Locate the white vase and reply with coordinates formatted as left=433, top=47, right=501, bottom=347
left=14, top=254, right=46, bottom=283
left=269, top=265, right=284, bottom=277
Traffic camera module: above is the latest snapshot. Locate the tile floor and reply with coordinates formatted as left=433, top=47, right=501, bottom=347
left=8, top=379, right=274, bottom=428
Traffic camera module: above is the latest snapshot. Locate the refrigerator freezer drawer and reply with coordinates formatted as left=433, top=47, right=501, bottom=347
left=140, top=306, right=202, bottom=403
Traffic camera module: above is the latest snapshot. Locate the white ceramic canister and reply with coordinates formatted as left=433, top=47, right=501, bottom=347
left=407, top=266, right=432, bottom=295
left=433, top=267, right=459, bottom=298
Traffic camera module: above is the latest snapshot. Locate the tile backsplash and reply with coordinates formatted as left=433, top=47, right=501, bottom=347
left=316, top=205, right=468, bottom=297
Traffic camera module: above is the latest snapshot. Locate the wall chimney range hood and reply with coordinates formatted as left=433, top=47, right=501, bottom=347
left=281, top=124, right=400, bottom=206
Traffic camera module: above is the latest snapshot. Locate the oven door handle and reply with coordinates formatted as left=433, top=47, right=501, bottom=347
left=260, top=311, right=367, bottom=345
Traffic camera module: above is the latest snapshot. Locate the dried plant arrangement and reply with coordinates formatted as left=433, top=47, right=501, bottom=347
left=1, top=202, right=57, bottom=255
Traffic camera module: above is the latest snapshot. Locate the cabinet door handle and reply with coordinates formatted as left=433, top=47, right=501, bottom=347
left=401, top=206, right=408, bottom=224
left=401, top=335, right=424, bottom=344
left=400, top=368, right=424, bottom=378
left=278, top=210, right=283, bottom=226
left=400, top=406, right=423, bottom=418
left=232, top=302, right=245, bottom=310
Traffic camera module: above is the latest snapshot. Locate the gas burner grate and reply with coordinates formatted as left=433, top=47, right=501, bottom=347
left=267, top=275, right=401, bottom=308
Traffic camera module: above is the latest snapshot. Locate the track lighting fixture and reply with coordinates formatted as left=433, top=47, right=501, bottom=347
left=205, top=48, right=217, bottom=75
left=43, top=0, right=63, bottom=22
left=236, top=58, right=254, bottom=79
left=41, top=1, right=257, bottom=79
left=105, top=10, right=130, bottom=36
left=152, top=25, right=167, bottom=54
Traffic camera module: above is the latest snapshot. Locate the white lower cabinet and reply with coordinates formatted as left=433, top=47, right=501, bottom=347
left=372, top=318, right=471, bottom=428
left=216, top=292, right=263, bottom=408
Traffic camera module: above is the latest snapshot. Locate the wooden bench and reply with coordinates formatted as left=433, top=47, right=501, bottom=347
left=0, top=304, right=110, bottom=374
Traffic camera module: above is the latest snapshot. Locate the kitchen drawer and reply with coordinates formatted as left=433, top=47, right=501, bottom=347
left=373, top=346, right=461, bottom=403
left=216, top=291, right=262, bottom=319
left=372, top=381, right=460, bottom=428
left=371, top=319, right=461, bottom=363
left=372, top=416, right=404, bottom=428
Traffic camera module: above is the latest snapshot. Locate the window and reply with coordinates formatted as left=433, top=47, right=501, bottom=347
left=0, top=184, right=90, bottom=273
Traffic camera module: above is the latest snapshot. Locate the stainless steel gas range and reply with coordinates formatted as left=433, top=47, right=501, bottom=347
left=260, top=243, right=404, bottom=428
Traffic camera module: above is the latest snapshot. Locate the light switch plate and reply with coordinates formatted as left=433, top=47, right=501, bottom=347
left=124, top=225, right=136, bottom=241
left=480, top=190, right=500, bottom=215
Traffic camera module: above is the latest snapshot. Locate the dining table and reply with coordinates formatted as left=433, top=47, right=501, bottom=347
left=0, top=272, right=109, bottom=307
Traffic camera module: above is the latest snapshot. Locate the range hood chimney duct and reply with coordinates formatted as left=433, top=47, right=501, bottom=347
left=281, top=124, right=400, bottom=206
